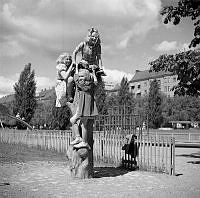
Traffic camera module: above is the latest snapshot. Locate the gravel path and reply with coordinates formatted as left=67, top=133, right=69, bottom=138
left=0, top=143, right=200, bottom=198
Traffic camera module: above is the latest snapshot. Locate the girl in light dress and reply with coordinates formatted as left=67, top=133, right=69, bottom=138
left=55, top=52, right=75, bottom=107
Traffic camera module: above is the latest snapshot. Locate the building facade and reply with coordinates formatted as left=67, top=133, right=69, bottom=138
left=129, top=70, right=178, bottom=97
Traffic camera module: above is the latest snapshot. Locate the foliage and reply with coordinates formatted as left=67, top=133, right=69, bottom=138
left=134, top=96, right=148, bottom=118
left=150, top=49, right=200, bottom=96
left=161, top=0, right=200, bottom=48
left=31, top=100, right=54, bottom=128
left=50, top=101, right=71, bottom=130
left=105, top=94, right=118, bottom=108
left=162, top=96, right=200, bottom=122
left=147, top=79, right=163, bottom=128
left=0, top=103, right=9, bottom=115
left=117, top=77, right=134, bottom=106
left=95, top=81, right=107, bottom=115
left=13, top=63, right=37, bottom=124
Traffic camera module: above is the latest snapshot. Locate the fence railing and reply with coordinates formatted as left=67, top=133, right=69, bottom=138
left=0, top=129, right=175, bottom=175
left=0, top=129, right=72, bottom=153
left=94, top=114, right=144, bottom=136
left=140, top=131, right=200, bottom=142
left=136, top=136, right=175, bottom=175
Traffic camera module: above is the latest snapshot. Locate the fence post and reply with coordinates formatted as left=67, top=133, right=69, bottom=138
left=170, top=137, right=175, bottom=175
left=189, top=133, right=191, bottom=142
left=165, top=137, right=168, bottom=174
left=154, top=136, right=157, bottom=172
left=172, top=137, right=175, bottom=175
left=150, top=137, right=152, bottom=172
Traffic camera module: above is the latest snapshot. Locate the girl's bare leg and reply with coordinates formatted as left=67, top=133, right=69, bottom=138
left=66, top=76, right=74, bottom=103
left=74, top=118, right=90, bottom=149
left=70, top=122, right=83, bottom=145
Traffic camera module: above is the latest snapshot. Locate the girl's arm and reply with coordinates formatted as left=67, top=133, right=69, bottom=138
left=60, top=63, right=74, bottom=80
left=72, top=42, right=84, bottom=64
left=96, top=43, right=102, bottom=68
left=72, top=42, right=84, bottom=74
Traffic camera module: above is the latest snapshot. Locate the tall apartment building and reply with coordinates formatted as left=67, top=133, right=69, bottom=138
left=129, top=70, right=178, bottom=97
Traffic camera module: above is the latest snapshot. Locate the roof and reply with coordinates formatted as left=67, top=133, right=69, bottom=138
left=129, top=70, right=174, bottom=83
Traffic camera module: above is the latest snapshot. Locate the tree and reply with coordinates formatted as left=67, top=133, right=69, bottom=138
left=95, top=81, right=107, bottom=115
left=13, top=63, right=37, bottom=124
left=118, top=77, right=134, bottom=106
left=148, top=79, right=163, bottom=129
left=31, top=101, right=53, bottom=128
left=168, top=96, right=200, bottom=121
left=160, top=96, right=173, bottom=127
left=150, top=49, right=200, bottom=96
left=106, top=93, right=118, bottom=108
left=161, top=0, right=200, bottom=48
left=134, top=96, right=148, bottom=118
left=51, top=101, right=71, bottom=130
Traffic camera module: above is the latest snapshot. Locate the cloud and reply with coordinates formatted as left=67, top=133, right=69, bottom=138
left=35, top=76, right=55, bottom=91
left=0, top=76, right=16, bottom=97
left=153, top=41, right=178, bottom=52
left=0, top=69, right=131, bottom=98
left=0, top=74, right=55, bottom=98
left=0, top=40, right=25, bottom=57
left=180, top=43, right=190, bottom=51
left=104, top=68, right=133, bottom=84
left=0, top=0, right=163, bottom=88
left=0, top=0, right=161, bottom=60
left=153, top=41, right=193, bottom=53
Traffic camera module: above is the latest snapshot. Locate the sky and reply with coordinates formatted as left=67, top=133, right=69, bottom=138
left=0, top=0, right=195, bottom=98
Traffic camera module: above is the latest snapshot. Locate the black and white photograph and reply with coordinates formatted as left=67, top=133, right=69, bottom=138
left=0, top=0, right=200, bottom=197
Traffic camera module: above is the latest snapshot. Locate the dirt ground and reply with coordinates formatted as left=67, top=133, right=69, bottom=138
left=0, top=142, right=200, bottom=198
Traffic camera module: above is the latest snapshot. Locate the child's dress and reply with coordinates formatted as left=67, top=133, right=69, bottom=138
left=55, top=63, right=67, bottom=107
left=72, top=68, right=98, bottom=118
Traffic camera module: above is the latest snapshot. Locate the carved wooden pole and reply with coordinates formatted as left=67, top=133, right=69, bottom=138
left=66, top=62, right=98, bottom=179
left=67, top=118, right=94, bottom=179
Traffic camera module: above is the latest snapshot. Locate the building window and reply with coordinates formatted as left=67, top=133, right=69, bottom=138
left=131, top=86, right=135, bottom=90
left=168, top=86, right=171, bottom=92
left=144, top=90, right=147, bottom=94
left=144, top=81, right=147, bottom=86
left=164, top=86, right=167, bottom=92
left=173, top=77, right=176, bottom=82
left=138, top=84, right=141, bottom=89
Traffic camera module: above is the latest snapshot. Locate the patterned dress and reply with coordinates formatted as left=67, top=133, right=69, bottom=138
left=55, top=63, right=67, bottom=107
left=72, top=68, right=98, bottom=118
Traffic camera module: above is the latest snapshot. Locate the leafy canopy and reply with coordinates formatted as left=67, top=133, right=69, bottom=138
left=161, top=0, right=200, bottom=48
left=95, top=81, right=107, bottom=115
left=13, top=63, right=37, bottom=123
left=150, top=49, right=200, bottom=96
left=118, top=76, right=133, bottom=106
left=148, top=79, right=163, bottom=129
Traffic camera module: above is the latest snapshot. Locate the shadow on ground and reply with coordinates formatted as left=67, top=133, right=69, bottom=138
left=94, top=167, right=132, bottom=178
left=176, top=151, right=200, bottom=164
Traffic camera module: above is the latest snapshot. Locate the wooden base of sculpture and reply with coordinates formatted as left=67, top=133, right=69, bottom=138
left=67, top=118, right=94, bottom=179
